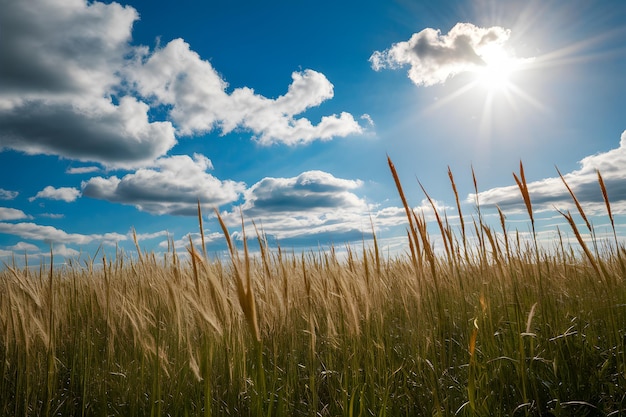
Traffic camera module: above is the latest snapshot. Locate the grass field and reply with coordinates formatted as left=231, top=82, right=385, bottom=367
left=1, top=159, right=625, bottom=416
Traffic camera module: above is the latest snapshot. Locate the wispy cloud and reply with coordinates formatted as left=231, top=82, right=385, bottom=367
left=29, top=186, right=81, bottom=203
left=66, top=166, right=101, bottom=175
left=0, top=189, right=18, bottom=200
left=370, top=22, right=525, bottom=86
left=0, top=222, right=127, bottom=245
left=82, top=154, right=245, bottom=215
left=470, top=130, right=626, bottom=215
left=0, top=207, right=31, bottom=221
left=39, top=213, right=65, bottom=219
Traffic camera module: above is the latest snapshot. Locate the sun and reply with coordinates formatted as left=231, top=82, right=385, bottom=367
left=474, top=48, right=523, bottom=92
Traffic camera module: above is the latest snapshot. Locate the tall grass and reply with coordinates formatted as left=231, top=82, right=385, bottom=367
left=1, top=160, right=625, bottom=416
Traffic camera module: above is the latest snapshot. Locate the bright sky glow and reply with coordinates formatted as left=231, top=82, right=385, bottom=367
left=474, top=48, right=526, bottom=92
left=0, top=0, right=625, bottom=265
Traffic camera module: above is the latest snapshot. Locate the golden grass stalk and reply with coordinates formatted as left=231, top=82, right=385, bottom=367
left=214, top=208, right=260, bottom=343
left=557, top=208, right=601, bottom=278
left=596, top=170, right=618, bottom=244
left=448, top=166, right=468, bottom=261
left=471, top=166, right=487, bottom=260
left=556, top=166, right=592, bottom=232
left=388, top=155, right=422, bottom=269
left=513, top=161, right=534, bottom=235
left=497, top=205, right=511, bottom=262
left=197, top=200, right=208, bottom=259
left=419, top=179, right=452, bottom=262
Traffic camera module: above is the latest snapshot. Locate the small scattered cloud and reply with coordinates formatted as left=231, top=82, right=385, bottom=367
left=49, top=244, right=81, bottom=258
left=0, top=189, right=18, bottom=200
left=134, top=230, right=170, bottom=241
left=0, top=207, right=31, bottom=221
left=8, top=242, right=39, bottom=252
left=66, top=166, right=101, bottom=175
left=370, top=22, right=524, bottom=86
left=39, top=213, right=65, bottom=219
left=0, top=222, right=127, bottom=245
left=470, top=130, right=626, bottom=215
left=29, top=186, right=81, bottom=203
left=82, top=153, right=245, bottom=215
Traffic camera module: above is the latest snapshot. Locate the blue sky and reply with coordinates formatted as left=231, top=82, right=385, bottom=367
left=1, top=0, right=626, bottom=264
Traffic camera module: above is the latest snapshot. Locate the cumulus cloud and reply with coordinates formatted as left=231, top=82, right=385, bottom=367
left=8, top=242, right=40, bottom=252
left=370, top=22, right=521, bottom=86
left=217, top=170, right=435, bottom=245
left=471, top=130, right=626, bottom=215
left=126, top=39, right=364, bottom=145
left=0, top=222, right=127, bottom=245
left=0, top=0, right=364, bottom=169
left=82, top=154, right=246, bottom=215
left=0, top=0, right=177, bottom=169
left=0, top=207, right=31, bottom=221
left=29, top=186, right=81, bottom=203
left=0, top=189, right=18, bottom=200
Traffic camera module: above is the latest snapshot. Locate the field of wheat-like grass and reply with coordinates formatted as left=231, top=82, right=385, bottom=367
left=1, top=159, right=625, bottom=416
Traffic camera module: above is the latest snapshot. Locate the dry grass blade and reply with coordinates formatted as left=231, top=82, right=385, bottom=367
left=513, top=161, right=534, bottom=230
left=214, top=208, right=260, bottom=342
left=197, top=200, right=207, bottom=259
left=556, top=166, right=592, bottom=232
left=596, top=170, right=616, bottom=239
left=557, top=208, right=601, bottom=278
left=388, top=155, right=422, bottom=269
left=448, top=166, right=467, bottom=260
left=187, top=236, right=201, bottom=296
left=497, top=205, right=511, bottom=261
left=418, top=179, right=451, bottom=262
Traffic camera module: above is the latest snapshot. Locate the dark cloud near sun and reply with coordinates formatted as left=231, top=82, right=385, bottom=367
left=370, top=22, right=515, bottom=86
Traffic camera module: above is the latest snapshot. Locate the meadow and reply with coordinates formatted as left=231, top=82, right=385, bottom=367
left=1, top=159, right=625, bottom=416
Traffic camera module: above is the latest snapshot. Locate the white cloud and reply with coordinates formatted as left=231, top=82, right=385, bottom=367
left=0, top=0, right=363, bottom=170
left=82, top=154, right=246, bottom=215
left=49, top=244, right=81, bottom=258
left=134, top=230, right=170, bottom=241
left=29, top=186, right=81, bottom=203
left=66, top=166, right=101, bottom=174
left=0, top=0, right=177, bottom=169
left=218, top=170, right=413, bottom=243
left=8, top=242, right=40, bottom=252
left=471, top=130, right=626, bottom=215
left=40, top=213, right=65, bottom=219
left=0, top=207, right=31, bottom=221
left=370, top=22, right=521, bottom=86
left=0, top=189, right=18, bottom=200
left=0, top=222, right=127, bottom=245
left=127, top=39, right=364, bottom=145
